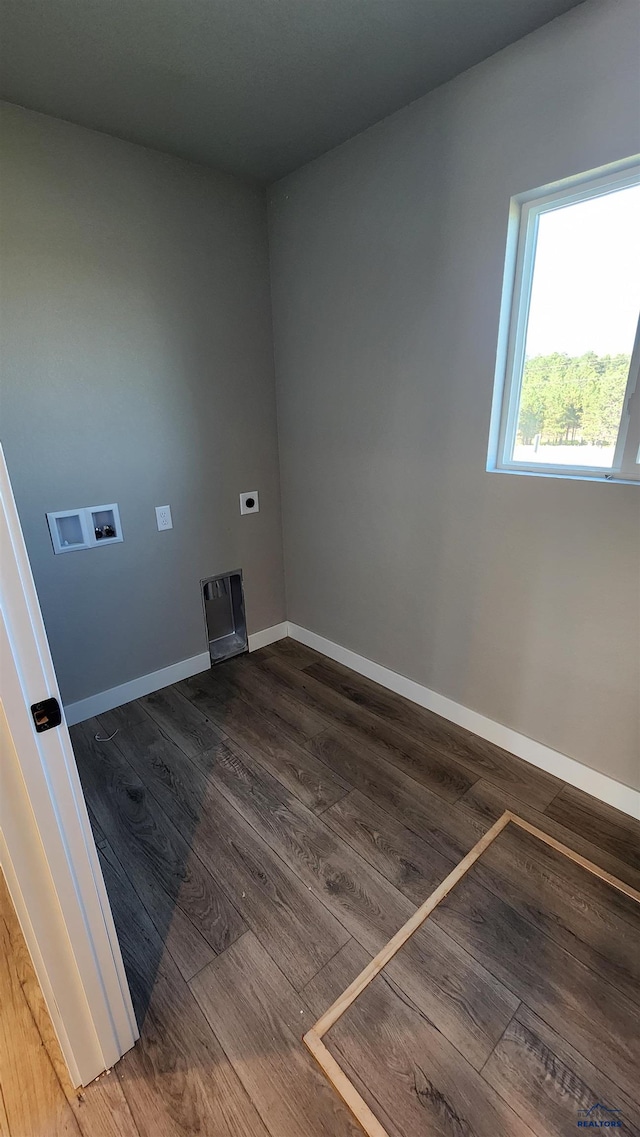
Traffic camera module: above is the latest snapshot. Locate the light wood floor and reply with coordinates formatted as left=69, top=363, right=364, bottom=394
left=2, top=638, right=639, bottom=1136
left=0, top=870, right=141, bottom=1136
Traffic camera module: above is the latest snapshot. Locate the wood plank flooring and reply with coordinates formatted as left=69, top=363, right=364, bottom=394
left=5, top=637, right=638, bottom=1136
left=303, top=940, right=538, bottom=1137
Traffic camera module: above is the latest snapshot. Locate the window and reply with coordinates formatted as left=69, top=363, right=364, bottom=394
left=489, top=162, right=640, bottom=483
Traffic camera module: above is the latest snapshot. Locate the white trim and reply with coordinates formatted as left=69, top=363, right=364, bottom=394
left=64, top=622, right=288, bottom=725
left=0, top=828, right=81, bottom=1086
left=0, top=445, right=138, bottom=1086
left=64, top=651, right=211, bottom=725
left=287, top=624, right=640, bottom=821
left=248, top=621, right=288, bottom=652
left=62, top=615, right=637, bottom=818
left=488, top=156, right=640, bottom=484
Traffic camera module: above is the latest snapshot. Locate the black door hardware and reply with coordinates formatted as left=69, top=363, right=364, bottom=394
left=31, top=697, right=62, bottom=732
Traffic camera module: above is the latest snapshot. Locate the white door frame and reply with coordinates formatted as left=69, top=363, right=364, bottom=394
left=0, top=444, right=138, bottom=1086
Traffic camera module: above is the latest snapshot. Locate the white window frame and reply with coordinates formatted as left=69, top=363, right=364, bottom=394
left=488, top=159, right=640, bottom=484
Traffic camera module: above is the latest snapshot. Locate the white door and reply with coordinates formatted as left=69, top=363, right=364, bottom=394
left=0, top=443, right=137, bottom=1086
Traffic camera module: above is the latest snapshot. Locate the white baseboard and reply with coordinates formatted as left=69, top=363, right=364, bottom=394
left=64, top=617, right=638, bottom=819
left=64, top=621, right=288, bottom=727
left=64, top=651, right=211, bottom=726
left=248, top=621, right=288, bottom=652
left=287, top=623, right=640, bottom=821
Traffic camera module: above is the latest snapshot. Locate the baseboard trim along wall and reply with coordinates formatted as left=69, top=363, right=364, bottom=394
left=287, top=623, right=640, bottom=821
left=63, top=622, right=288, bottom=726
left=64, top=617, right=638, bottom=820
left=247, top=621, right=289, bottom=652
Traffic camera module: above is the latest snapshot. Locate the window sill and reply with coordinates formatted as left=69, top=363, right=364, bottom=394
left=486, top=464, right=639, bottom=486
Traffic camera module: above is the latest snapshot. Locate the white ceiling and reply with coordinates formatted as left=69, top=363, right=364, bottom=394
left=0, top=0, right=585, bottom=182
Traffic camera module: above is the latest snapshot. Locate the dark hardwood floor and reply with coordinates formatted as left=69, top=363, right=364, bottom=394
left=68, top=638, right=640, bottom=1137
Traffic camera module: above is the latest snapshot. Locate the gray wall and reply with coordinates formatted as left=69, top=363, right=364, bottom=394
left=269, top=0, right=640, bottom=789
left=1, top=103, right=285, bottom=705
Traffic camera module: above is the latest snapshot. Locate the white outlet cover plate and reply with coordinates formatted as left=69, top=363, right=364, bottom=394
left=240, top=491, right=259, bottom=515
left=155, top=505, right=173, bottom=530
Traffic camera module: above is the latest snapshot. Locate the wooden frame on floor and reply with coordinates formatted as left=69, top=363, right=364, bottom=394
left=303, top=809, right=640, bottom=1137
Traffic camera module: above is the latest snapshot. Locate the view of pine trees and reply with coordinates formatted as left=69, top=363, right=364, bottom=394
left=517, top=351, right=630, bottom=447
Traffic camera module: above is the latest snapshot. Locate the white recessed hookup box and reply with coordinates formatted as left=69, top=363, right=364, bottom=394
left=47, top=503, right=123, bottom=554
